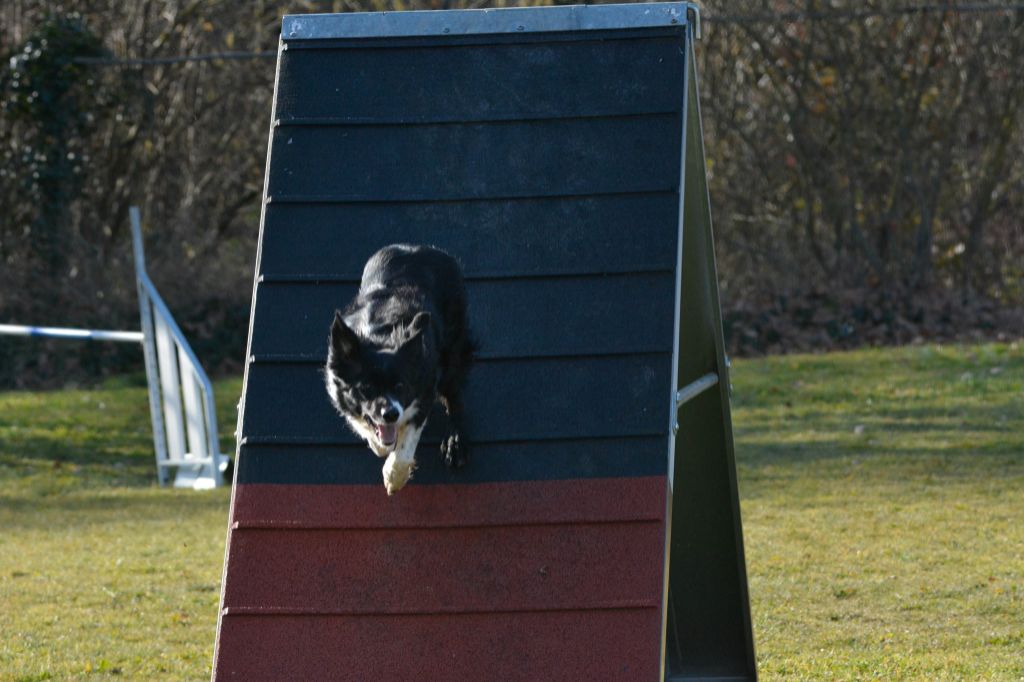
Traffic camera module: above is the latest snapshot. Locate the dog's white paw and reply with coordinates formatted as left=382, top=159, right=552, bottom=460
left=382, top=454, right=414, bottom=495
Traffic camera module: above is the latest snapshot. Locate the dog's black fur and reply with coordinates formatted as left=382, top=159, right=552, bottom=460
left=325, top=245, right=473, bottom=491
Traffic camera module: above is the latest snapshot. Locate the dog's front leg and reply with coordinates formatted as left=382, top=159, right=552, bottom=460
left=382, top=421, right=425, bottom=495
left=439, top=392, right=468, bottom=469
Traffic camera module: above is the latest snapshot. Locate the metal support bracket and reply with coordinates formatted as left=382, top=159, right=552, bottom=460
left=672, top=372, right=719, bottom=434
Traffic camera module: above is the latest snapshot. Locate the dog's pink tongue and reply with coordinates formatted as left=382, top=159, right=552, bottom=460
left=377, top=423, right=397, bottom=446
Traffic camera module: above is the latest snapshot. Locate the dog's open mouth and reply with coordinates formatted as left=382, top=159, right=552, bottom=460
left=367, top=418, right=398, bottom=448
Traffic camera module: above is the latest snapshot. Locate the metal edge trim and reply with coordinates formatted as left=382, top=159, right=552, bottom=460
left=210, top=36, right=287, bottom=682
left=659, top=19, right=693, bottom=681
left=282, top=2, right=689, bottom=40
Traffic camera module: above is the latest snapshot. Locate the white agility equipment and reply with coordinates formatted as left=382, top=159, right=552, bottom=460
left=0, top=207, right=228, bottom=489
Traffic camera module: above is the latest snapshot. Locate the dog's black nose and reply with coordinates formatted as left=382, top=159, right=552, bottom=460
left=381, top=405, right=400, bottom=423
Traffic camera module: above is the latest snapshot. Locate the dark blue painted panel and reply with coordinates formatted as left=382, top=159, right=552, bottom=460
left=257, top=193, right=680, bottom=280
left=249, top=273, right=675, bottom=360
left=276, top=37, right=684, bottom=123
left=236, top=436, right=667, bottom=485
left=266, top=115, right=680, bottom=201
left=241, top=355, right=672, bottom=445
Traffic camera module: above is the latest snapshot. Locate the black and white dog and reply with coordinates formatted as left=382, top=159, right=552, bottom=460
left=324, top=244, right=473, bottom=494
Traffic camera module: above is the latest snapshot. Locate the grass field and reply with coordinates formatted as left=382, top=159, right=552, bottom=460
left=0, top=344, right=1021, bottom=680
left=734, top=344, right=1023, bottom=680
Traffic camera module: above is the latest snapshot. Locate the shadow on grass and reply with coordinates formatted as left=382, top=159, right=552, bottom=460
left=737, top=438, right=1023, bottom=463
left=0, top=418, right=235, bottom=490
left=0, top=377, right=241, bottom=491
left=0, top=433, right=150, bottom=463
left=0, top=487, right=230, bottom=531
left=771, top=404, right=1020, bottom=431
left=0, top=428, right=155, bottom=489
left=734, top=382, right=1021, bottom=470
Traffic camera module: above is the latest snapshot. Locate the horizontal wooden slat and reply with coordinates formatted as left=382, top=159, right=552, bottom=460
left=249, top=273, right=675, bottom=360
left=214, top=608, right=661, bottom=681
left=277, top=37, right=683, bottom=123
left=258, top=193, right=679, bottom=279
left=240, top=354, right=672, bottom=444
left=266, top=115, right=680, bottom=201
left=222, top=522, right=662, bottom=613
left=235, top=437, right=667, bottom=486
left=231, top=477, right=666, bottom=527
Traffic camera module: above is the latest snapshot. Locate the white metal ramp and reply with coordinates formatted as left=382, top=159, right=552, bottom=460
left=130, top=207, right=228, bottom=489
left=0, top=207, right=228, bottom=489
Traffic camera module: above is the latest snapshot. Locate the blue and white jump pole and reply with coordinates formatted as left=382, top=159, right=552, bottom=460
left=0, top=324, right=143, bottom=343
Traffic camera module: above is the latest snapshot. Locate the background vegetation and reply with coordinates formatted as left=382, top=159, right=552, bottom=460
left=2, top=3, right=1019, bottom=679
left=1, top=345, right=1021, bottom=679
left=1, top=0, right=1022, bottom=387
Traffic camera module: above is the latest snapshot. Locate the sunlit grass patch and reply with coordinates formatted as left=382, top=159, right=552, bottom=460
left=0, top=377, right=241, bottom=681
left=733, top=343, right=1024, bottom=680
left=0, top=486, right=230, bottom=680
left=0, top=375, right=242, bottom=494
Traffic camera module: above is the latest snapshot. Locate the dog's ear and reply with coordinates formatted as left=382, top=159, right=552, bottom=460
left=329, top=311, right=361, bottom=372
left=409, top=312, right=431, bottom=337
left=400, top=312, right=433, bottom=358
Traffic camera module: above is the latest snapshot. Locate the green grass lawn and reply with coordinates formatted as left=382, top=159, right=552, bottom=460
left=1, top=345, right=1021, bottom=680
left=0, top=375, right=241, bottom=681
left=734, top=343, right=1024, bottom=680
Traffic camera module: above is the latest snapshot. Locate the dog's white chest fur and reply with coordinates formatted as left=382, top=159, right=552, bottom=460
left=381, top=421, right=425, bottom=495
left=343, top=401, right=425, bottom=494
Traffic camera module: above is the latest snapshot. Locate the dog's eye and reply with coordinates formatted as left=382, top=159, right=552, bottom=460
left=395, top=382, right=406, bottom=392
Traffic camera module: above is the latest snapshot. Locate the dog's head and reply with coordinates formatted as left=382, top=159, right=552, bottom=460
left=325, top=310, right=434, bottom=449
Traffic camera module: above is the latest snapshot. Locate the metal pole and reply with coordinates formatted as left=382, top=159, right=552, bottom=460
left=0, top=324, right=143, bottom=343
left=130, top=207, right=171, bottom=486
left=675, top=372, right=719, bottom=407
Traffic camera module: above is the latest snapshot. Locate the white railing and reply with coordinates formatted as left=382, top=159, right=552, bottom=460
left=0, top=208, right=228, bottom=489
left=131, top=207, right=228, bottom=489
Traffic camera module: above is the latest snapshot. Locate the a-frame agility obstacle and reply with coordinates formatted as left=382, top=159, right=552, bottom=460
left=212, top=4, right=756, bottom=679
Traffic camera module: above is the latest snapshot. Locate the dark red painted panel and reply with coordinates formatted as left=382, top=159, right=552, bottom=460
left=231, top=476, right=666, bottom=529
left=222, top=522, right=663, bottom=615
left=214, top=609, right=662, bottom=681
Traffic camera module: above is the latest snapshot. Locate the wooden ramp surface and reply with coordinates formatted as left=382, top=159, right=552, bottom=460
left=213, top=4, right=755, bottom=680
